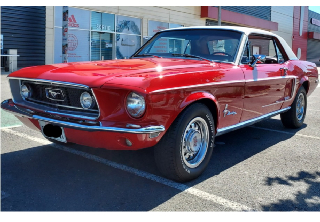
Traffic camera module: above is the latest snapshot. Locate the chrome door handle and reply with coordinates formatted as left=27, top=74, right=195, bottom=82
left=280, top=67, right=288, bottom=76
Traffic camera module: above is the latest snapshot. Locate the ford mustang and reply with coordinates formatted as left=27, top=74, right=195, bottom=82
left=2, top=26, right=319, bottom=182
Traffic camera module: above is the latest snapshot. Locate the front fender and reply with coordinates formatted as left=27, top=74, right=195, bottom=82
left=179, top=91, right=220, bottom=131
left=148, top=90, right=220, bottom=138
left=179, top=91, right=219, bottom=111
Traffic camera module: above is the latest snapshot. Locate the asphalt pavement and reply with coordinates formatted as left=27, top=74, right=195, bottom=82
left=1, top=70, right=320, bottom=212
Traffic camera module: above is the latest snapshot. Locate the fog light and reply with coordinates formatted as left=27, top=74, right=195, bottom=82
left=149, top=132, right=160, bottom=139
left=20, top=84, right=32, bottom=99
left=125, top=138, right=132, bottom=146
left=80, top=92, right=94, bottom=109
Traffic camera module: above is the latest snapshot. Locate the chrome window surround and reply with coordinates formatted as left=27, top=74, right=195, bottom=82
left=8, top=77, right=101, bottom=120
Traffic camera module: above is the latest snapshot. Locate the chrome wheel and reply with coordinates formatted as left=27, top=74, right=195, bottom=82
left=296, top=93, right=305, bottom=121
left=181, top=117, right=209, bottom=168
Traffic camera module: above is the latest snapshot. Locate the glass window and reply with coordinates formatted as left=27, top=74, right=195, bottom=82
left=91, top=32, right=114, bottom=61
left=116, top=15, right=141, bottom=35
left=116, top=34, right=141, bottom=59
left=248, top=35, right=282, bottom=64
left=91, top=12, right=115, bottom=32
left=54, top=28, right=90, bottom=63
left=135, top=29, right=242, bottom=63
left=148, top=21, right=169, bottom=37
left=169, top=23, right=184, bottom=29
left=240, top=42, right=251, bottom=64
left=54, top=7, right=90, bottom=29
left=116, top=15, right=142, bottom=59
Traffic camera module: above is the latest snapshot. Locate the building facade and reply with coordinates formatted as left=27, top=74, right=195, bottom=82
left=1, top=6, right=320, bottom=68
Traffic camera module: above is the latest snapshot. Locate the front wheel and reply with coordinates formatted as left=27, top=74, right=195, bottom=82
left=280, top=86, right=307, bottom=129
left=154, top=103, right=215, bottom=182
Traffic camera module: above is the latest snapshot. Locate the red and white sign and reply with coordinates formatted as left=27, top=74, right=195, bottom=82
left=311, top=18, right=320, bottom=27
left=68, top=15, right=80, bottom=28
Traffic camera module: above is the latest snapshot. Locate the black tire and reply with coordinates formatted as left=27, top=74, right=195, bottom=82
left=280, top=86, right=307, bottom=129
left=154, top=103, right=215, bottom=182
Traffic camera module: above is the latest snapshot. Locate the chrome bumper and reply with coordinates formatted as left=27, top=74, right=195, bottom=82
left=1, top=99, right=165, bottom=134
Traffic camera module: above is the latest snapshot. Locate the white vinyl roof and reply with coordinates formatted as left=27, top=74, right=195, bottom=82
left=161, top=26, right=298, bottom=60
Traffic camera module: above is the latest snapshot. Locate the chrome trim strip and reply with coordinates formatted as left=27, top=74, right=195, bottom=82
left=245, top=75, right=297, bottom=82
left=290, top=78, right=297, bottom=99
left=150, top=75, right=298, bottom=93
left=150, top=80, right=245, bottom=93
left=261, top=100, right=282, bottom=108
left=91, top=88, right=101, bottom=120
left=1, top=100, right=165, bottom=134
left=216, top=107, right=291, bottom=136
left=235, top=33, right=247, bottom=65
left=44, top=110, right=99, bottom=120
left=26, top=97, right=99, bottom=113
left=9, top=77, right=90, bottom=89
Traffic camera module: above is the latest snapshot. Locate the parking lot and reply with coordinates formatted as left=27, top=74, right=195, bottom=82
left=1, top=72, right=320, bottom=211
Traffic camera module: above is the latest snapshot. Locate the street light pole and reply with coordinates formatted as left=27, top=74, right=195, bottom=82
left=218, top=6, right=221, bottom=26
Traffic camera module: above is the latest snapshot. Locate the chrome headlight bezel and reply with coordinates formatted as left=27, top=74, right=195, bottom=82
left=80, top=91, right=95, bottom=109
left=126, top=92, right=146, bottom=118
left=20, top=84, right=32, bottom=99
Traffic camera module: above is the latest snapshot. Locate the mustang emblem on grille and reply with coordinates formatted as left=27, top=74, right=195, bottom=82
left=45, top=88, right=66, bottom=101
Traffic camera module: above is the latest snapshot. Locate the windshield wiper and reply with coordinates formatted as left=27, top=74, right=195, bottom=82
left=132, top=54, right=161, bottom=58
left=171, top=53, right=212, bottom=62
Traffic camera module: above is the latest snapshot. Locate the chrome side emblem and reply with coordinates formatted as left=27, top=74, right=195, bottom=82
left=45, top=88, right=66, bottom=101
left=223, top=104, right=237, bottom=117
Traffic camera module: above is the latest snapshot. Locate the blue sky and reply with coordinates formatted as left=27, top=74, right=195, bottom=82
left=309, top=6, right=320, bottom=14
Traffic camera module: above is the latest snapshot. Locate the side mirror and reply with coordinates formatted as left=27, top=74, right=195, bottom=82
left=251, top=54, right=266, bottom=67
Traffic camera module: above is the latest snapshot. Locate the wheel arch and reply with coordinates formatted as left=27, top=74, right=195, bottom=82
left=299, top=77, right=310, bottom=94
left=178, top=91, right=219, bottom=133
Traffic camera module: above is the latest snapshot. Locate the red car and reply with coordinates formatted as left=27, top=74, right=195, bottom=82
left=2, top=26, right=319, bottom=182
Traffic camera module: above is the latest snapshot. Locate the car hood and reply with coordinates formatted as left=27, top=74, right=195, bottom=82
left=8, top=58, right=214, bottom=88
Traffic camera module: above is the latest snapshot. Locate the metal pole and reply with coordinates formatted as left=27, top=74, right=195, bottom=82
left=218, top=6, right=221, bottom=26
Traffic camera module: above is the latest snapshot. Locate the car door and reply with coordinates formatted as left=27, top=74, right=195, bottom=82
left=239, top=34, right=293, bottom=122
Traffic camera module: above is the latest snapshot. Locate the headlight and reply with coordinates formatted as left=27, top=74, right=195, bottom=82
left=80, top=92, right=95, bottom=109
left=20, top=84, right=31, bottom=99
left=126, top=92, right=146, bottom=118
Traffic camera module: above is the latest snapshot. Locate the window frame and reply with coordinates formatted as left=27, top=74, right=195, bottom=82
left=239, top=33, right=290, bottom=65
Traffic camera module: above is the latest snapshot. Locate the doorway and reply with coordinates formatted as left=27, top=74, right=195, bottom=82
left=91, top=32, right=114, bottom=61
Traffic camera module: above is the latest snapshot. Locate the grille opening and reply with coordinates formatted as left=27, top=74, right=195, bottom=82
left=21, top=81, right=99, bottom=114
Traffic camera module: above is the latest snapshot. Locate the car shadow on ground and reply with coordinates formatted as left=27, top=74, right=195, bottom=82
left=1, top=119, right=318, bottom=211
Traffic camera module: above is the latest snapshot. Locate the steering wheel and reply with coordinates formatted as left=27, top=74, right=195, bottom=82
left=211, top=52, right=232, bottom=57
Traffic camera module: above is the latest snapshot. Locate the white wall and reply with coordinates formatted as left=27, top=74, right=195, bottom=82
left=271, top=6, right=294, bottom=48
left=45, top=6, right=54, bottom=64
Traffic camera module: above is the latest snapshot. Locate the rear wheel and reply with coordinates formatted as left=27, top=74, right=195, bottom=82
left=280, top=86, right=307, bottom=129
left=154, top=103, right=215, bottom=182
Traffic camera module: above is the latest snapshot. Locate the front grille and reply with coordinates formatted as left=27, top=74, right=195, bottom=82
left=21, top=80, right=99, bottom=113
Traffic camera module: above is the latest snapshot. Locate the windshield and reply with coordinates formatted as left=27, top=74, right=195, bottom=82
left=133, top=29, right=243, bottom=63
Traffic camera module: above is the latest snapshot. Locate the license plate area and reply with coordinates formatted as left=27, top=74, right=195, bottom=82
left=39, top=120, right=67, bottom=143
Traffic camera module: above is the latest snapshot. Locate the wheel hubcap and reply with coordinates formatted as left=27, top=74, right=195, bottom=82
left=181, top=117, right=209, bottom=168
left=296, top=93, right=305, bottom=121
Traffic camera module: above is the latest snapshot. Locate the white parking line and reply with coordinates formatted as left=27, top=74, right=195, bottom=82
left=308, top=109, right=320, bottom=112
left=1, top=128, right=254, bottom=211
left=250, top=126, right=320, bottom=140
left=0, top=125, right=22, bottom=129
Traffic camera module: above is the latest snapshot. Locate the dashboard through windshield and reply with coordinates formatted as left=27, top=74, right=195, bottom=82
left=133, top=29, right=243, bottom=63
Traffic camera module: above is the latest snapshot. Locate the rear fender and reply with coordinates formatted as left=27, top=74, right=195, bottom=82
left=299, top=76, right=309, bottom=93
